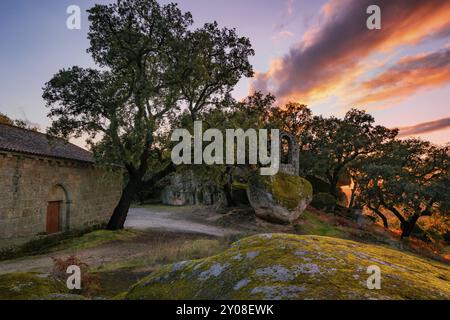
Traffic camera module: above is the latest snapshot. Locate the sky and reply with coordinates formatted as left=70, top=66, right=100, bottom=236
left=0, top=0, right=449, bottom=147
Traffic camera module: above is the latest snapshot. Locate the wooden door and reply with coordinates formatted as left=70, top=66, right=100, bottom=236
left=46, top=201, right=61, bottom=234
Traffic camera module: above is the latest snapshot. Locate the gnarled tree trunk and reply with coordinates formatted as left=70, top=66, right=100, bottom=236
left=400, top=214, right=420, bottom=239
left=107, top=174, right=141, bottom=230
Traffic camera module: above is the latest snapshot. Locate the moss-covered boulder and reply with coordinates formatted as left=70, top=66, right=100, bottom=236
left=247, top=172, right=313, bottom=224
left=0, top=272, right=67, bottom=300
left=125, top=234, right=450, bottom=300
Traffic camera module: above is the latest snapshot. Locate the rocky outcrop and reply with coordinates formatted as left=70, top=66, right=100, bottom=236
left=0, top=272, right=67, bottom=300
left=160, top=171, right=224, bottom=206
left=247, top=172, right=313, bottom=224
left=125, top=234, right=450, bottom=300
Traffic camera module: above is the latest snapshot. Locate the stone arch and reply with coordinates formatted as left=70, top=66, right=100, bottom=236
left=280, top=135, right=293, bottom=164
left=47, top=184, right=71, bottom=232
left=279, top=132, right=300, bottom=176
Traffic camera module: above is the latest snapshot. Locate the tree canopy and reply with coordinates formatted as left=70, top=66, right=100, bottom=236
left=42, top=0, right=254, bottom=229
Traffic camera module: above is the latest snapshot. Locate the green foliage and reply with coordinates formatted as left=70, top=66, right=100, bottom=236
left=231, top=182, right=249, bottom=205
left=311, top=193, right=337, bottom=212
left=0, top=112, right=40, bottom=131
left=299, top=109, right=398, bottom=196
left=356, top=139, right=450, bottom=238
left=294, top=211, right=343, bottom=237
left=0, top=112, right=14, bottom=125
left=305, top=175, right=330, bottom=194
left=0, top=226, right=134, bottom=261
left=42, top=0, right=255, bottom=228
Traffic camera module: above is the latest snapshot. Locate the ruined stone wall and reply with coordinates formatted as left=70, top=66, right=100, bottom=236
left=0, top=152, right=123, bottom=240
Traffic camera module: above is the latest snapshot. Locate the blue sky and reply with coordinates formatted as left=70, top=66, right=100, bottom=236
left=0, top=0, right=449, bottom=146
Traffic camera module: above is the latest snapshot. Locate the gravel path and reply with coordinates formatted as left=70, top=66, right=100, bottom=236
left=0, top=206, right=237, bottom=275
left=125, top=207, right=236, bottom=237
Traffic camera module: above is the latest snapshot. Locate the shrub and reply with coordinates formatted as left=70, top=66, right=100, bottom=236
left=311, top=193, right=337, bottom=212
left=51, top=255, right=100, bottom=297
left=231, top=182, right=249, bottom=205
left=305, top=175, right=330, bottom=194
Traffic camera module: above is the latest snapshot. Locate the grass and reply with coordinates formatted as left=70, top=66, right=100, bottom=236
left=53, top=229, right=137, bottom=251
left=92, top=238, right=226, bottom=273
left=294, top=210, right=345, bottom=237
left=0, top=227, right=138, bottom=261
left=91, top=236, right=230, bottom=298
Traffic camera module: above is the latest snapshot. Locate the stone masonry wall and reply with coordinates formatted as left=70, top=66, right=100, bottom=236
left=0, top=152, right=123, bottom=240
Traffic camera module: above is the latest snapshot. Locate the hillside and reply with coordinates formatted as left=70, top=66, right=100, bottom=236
left=125, top=233, right=450, bottom=300
left=0, top=205, right=448, bottom=300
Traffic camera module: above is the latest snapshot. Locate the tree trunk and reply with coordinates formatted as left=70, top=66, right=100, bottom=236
left=400, top=214, right=420, bottom=239
left=374, top=210, right=388, bottom=229
left=329, top=174, right=340, bottom=198
left=107, top=175, right=141, bottom=230
left=222, top=183, right=236, bottom=207
left=221, top=166, right=236, bottom=207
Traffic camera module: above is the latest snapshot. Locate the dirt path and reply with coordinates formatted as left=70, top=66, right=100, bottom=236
left=0, top=206, right=239, bottom=275
left=125, top=206, right=238, bottom=236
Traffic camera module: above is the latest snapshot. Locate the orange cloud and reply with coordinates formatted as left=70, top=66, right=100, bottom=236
left=398, top=118, right=450, bottom=137
left=354, top=47, right=450, bottom=106
left=252, top=0, right=450, bottom=106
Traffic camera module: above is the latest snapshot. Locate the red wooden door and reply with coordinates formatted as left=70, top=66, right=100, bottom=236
left=46, top=201, right=61, bottom=234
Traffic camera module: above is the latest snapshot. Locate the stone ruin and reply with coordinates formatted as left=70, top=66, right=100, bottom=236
left=160, top=132, right=301, bottom=207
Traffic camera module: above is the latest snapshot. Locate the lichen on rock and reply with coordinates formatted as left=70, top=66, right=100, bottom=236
left=247, top=172, right=313, bottom=224
left=124, top=234, right=450, bottom=300
left=0, top=272, right=67, bottom=300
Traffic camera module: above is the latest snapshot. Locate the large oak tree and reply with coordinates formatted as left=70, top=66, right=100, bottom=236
left=357, top=139, right=450, bottom=239
left=42, top=0, right=253, bottom=229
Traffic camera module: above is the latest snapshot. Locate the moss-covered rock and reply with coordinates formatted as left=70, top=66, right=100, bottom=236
left=0, top=273, right=67, bottom=300
left=125, top=234, right=450, bottom=300
left=247, top=172, right=313, bottom=224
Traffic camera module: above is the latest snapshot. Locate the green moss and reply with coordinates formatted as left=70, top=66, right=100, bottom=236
left=294, top=211, right=344, bottom=237
left=0, top=225, right=118, bottom=261
left=232, top=182, right=248, bottom=191
left=124, top=234, right=450, bottom=300
left=258, top=173, right=313, bottom=210
left=93, top=239, right=226, bottom=273
left=0, top=273, right=67, bottom=300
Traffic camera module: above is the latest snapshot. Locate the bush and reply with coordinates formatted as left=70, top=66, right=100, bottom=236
left=0, top=224, right=105, bottom=261
left=443, top=231, right=450, bottom=245
left=231, top=182, right=249, bottom=205
left=311, top=193, right=337, bottom=212
left=305, top=175, right=330, bottom=194
left=51, top=255, right=100, bottom=297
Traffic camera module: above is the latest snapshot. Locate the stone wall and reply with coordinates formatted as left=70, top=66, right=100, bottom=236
left=0, top=152, right=123, bottom=240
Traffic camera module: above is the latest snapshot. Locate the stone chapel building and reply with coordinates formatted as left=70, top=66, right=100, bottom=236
left=0, top=124, right=123, bottom=240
